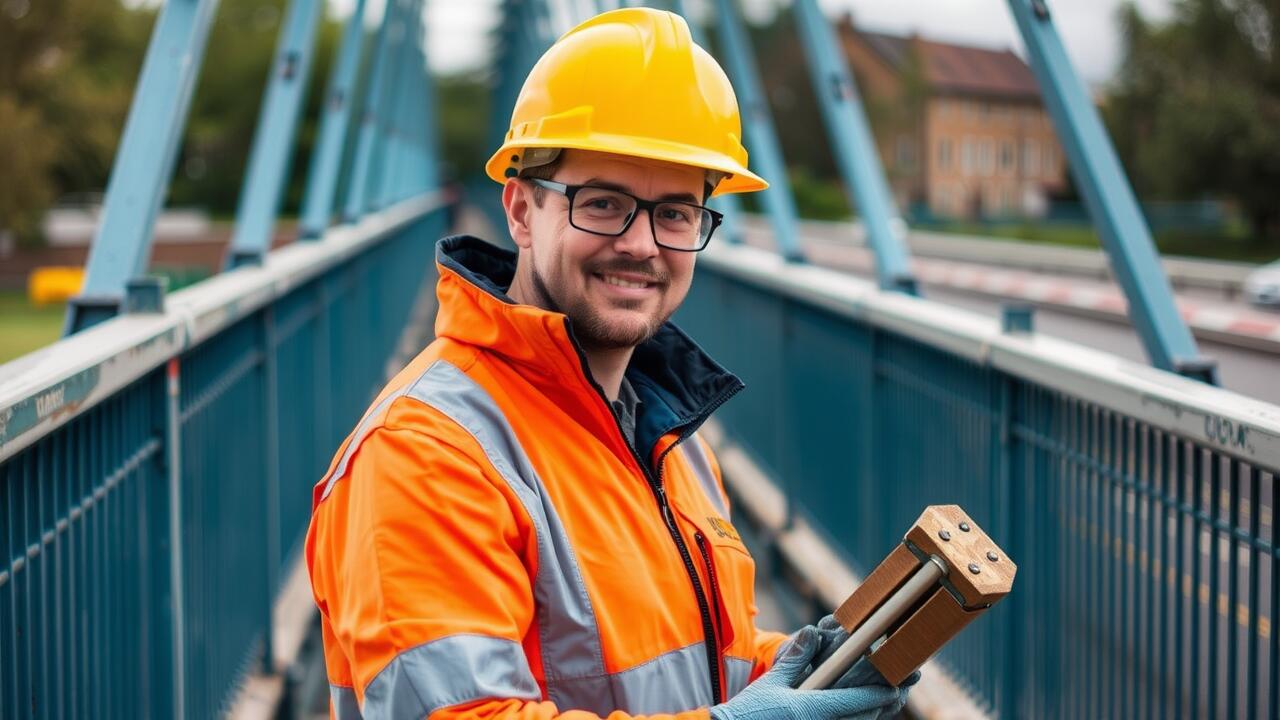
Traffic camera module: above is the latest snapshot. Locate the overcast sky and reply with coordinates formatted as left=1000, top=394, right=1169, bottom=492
left=325, top=0, right=1175, bottom=85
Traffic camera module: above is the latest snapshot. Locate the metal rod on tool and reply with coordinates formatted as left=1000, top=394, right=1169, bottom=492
left=799, top=556, right=948, bottom=690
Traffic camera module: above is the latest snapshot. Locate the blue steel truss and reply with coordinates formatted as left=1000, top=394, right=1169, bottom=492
left=64, top=0, right=221, bottom=335
left=227, top=0, right=325, bottom=268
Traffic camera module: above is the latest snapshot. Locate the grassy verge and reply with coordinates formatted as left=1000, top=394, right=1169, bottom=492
left=0, top=292, right=66, bottom=364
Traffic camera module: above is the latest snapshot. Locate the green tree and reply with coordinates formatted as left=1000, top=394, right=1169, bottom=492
left=0, top=0, right=152, bottom=244
left=1107, top=0, right=1280, bottom=244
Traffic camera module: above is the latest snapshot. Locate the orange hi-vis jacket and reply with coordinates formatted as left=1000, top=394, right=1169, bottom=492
left=306, top=236, right=789, bottom=719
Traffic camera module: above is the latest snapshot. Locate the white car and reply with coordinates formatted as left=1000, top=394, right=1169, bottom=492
left=1244, top=259, right=1280, bottom=309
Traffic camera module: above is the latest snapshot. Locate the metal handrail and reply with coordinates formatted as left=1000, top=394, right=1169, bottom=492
left=699, top=241, right=1280, bottom=472
left=0, top=192, right=445, bottom=463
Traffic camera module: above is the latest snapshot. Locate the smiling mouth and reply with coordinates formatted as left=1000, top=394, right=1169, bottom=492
left=595, top=273, right=657, bottom=290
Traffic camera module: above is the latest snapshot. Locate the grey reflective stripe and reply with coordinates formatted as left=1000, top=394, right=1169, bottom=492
left=330, top=684, right=361, bottom=720
left=363, top=634, right=540, bottom=718
left=724, top=656, right=754, bottom=699
left=406, top=361, right=606, bottom=696
left=546, top=643, right=715, bottom=714
left=681, top=434, right=729, bottom=520
left=319, top=383, right=416, bottom=500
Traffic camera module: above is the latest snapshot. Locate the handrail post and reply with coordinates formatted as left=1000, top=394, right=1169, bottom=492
left=344, top=0, right=401, bottom=222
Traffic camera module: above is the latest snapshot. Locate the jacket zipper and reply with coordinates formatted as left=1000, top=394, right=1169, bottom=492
left=565, top=323, right=736, bottom=706
left=597, top=395, right=725, bottom=705
left=648, top=456, right=724, bottom=705
left=695, top=531, right=726, bottom=698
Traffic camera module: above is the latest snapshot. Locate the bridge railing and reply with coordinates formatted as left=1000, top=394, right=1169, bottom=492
left=0, top=194, right=447, bottom=719
left=678, top=241, right=1280, bottom=719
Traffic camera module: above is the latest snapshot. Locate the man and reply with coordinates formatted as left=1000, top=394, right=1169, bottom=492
left=306, top=8, right=915, bottom=719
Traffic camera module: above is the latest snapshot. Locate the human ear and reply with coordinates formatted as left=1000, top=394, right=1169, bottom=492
left=502, top=179, right=534, bottom=250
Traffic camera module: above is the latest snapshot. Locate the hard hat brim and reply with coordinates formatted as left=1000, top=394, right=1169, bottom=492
left=486, top=135, right=768, bottom=198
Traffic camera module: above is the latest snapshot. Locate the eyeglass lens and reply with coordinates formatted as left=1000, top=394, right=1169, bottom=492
left=571, top=187, right=710, bottom=249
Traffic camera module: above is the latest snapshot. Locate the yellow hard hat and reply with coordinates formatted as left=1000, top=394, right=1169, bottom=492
left=485, top=7, right=767, bottom=197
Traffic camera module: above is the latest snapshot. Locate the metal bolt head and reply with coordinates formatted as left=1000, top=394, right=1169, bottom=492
left=986, top=551, right=999, bottom=562
left=938, top=530, right=951, bottom=541
left=959, top=522, right=971, bottom=532
left=967, top=563, right=981, bottom=575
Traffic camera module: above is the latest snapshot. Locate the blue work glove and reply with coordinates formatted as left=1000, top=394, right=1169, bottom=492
left=710, top=626, right=900, bottom=720
left=813, top=614, right=921, bottom=718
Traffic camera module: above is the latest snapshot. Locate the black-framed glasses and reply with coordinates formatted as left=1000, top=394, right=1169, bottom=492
left=527, top=178, right=723, bottom=252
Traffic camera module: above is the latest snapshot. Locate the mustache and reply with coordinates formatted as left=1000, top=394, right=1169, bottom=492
left=586, top=259, right=669, bottom=285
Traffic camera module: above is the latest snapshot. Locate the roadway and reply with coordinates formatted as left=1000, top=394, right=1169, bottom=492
left=736, top=218, right=1280, bottom=406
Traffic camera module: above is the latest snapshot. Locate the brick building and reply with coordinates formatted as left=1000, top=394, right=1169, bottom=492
left=834, top=17, right=1069, bottom=219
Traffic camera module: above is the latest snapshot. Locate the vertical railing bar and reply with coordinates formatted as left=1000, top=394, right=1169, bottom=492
left=260, top=307, right=281, bottom=675
left=1191, top=447, right=1206, bottom=720
left=1203, top=450, right=1223, bottom=712
left=1145, top=426, right=1160, bottom=720
left=1226, top=459, right=1240, bottom=720
left=1088, top=404, right=1100, bottom=719
left=165, top=358, right=186, bottom=719
left=1246, top=465, right=1260, bottom=720
left=1174, top=437, right=1187, bottom=720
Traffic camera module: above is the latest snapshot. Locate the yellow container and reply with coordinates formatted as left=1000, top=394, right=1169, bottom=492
left=28, top=266, right=85, bottom=306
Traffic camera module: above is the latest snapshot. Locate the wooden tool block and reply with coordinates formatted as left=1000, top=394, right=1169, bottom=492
left=823, top=505, right=1015, bottom=687
left=832, top=544, right=920, bottom=632
left=903, top=505, right=1015, bottom=607
left=868, top=587, right=983, bottom=685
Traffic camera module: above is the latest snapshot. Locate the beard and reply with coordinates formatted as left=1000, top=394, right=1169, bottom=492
left=529, top=257, right=673, bottom=351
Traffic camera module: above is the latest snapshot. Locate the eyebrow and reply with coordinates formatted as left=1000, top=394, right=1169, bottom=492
left=582, top=178, right=700, bottom=205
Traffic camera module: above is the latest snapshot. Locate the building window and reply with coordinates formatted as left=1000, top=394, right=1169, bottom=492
left=999, top=140, right=1015, bottom=171
left=1022, top=140, right=1040, bottom=176
left=980, top=139, right=994, bottom=176
left=962, top=138, right=977, bottom=176
left=937, top=139, right=953, bottom=170
left=895, top=136, right=916, bottom=170
left=1043, top=146, right=1058, bottom=176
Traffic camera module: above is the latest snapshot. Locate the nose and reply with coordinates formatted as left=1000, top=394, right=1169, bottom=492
left=612, top=206, right=661, bottom=260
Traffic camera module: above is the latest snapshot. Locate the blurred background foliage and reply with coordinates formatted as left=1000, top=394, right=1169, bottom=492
left=0, top=0, right=1275, bottom=258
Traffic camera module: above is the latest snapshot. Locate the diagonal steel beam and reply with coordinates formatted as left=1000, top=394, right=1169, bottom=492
left=65, top=0, right=222, bottom=335
left=1006, top=0, right=1216, bottom=383
left=792, top=0, right=917, bottom=294
left=670, top=0, right=745, bottom=245
left=226, top=0, right=326, bottom=268
left=343, top=0, right=403, bottom=222
left=710, top=0, right=804, bottom=261
left=300, top=0, right=370, bottom=239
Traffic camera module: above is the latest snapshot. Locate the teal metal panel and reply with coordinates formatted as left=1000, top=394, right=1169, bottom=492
left=676, top=258, right=1280, bottom=719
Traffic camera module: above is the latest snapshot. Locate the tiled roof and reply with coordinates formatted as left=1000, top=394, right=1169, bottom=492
left=857, top=29, right=1041, bottom=99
